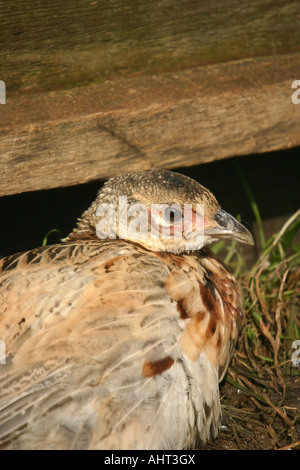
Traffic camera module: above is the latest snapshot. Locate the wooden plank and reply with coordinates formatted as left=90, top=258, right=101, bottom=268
left=1, top=53, right=300, bottom=197
left=1, top=0, right=299, bottom=93
left=1, top=1, right=300, bottom=196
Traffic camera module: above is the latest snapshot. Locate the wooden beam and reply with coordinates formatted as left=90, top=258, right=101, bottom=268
left=1, top=1, right=300, bottom=196
left=1, top=54, right=300, bottom=196
left=1, top=0, right=299, bottom=94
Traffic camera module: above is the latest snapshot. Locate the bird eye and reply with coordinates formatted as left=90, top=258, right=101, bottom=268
left=163, top=207, right=182, bottom=224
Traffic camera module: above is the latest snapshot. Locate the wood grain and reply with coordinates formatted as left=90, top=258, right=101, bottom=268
left=1, top=1, right=299, bottom=196
left=1, top=0, right=299, bottom=94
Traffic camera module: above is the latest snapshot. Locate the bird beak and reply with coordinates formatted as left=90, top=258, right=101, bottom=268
left=205, top=208, right=254, bottom=245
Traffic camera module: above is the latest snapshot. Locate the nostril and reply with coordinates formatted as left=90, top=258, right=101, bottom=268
left=214, top=209, right=229, bottom=228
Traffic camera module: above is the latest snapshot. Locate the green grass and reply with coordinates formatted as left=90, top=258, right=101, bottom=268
left=42, top=228, right=62, bottom=247
left=210, top=166, right=300, bottom=450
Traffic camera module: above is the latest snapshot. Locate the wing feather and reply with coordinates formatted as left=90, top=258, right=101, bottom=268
left=0, top=240, right=240, bottom=449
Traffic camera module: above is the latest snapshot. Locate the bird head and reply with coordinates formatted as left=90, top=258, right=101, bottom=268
left=69, top=169, right=254, bottom=253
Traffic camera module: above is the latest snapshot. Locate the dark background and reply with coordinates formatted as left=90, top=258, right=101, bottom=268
left=1, top=146, right=299, bottom=258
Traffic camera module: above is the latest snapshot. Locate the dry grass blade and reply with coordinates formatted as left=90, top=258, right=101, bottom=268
left=206, top=209, right=300, bottom=450
left=277, top=439, right=300, bottom=450
left=249, top=209, right=300, bottom=278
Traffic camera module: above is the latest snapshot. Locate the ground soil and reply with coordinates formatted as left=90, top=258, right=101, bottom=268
left=200, top=373, right=300, bottom=450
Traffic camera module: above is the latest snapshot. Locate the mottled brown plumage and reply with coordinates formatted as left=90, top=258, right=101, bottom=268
left=0, top=169, right=253, bottom=449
